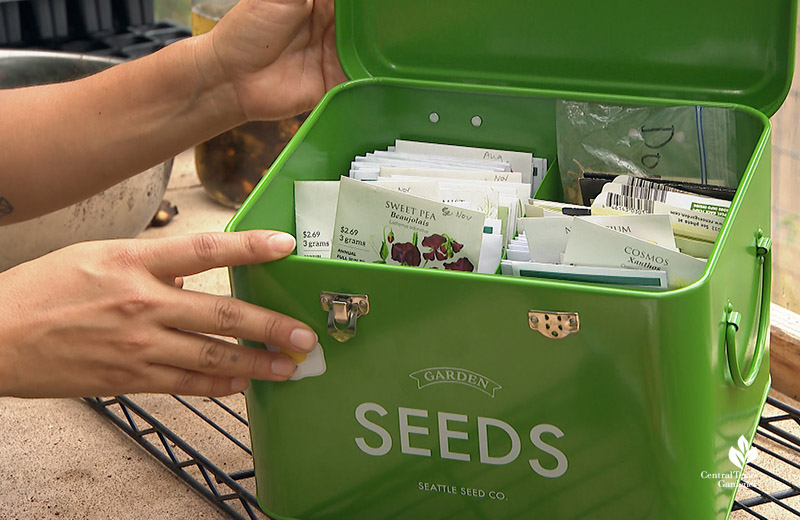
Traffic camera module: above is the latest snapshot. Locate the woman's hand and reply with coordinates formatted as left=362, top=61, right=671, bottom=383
left=0, top=0, right=346, bottom=223
left=0, top=230, right=314, bottom=398
left=198, top=0, right=347, bottom=121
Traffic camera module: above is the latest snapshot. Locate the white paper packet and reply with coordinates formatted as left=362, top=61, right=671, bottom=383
left=372, top=177, right=501, bottom=219
left=438, top=185, right=500, bottom=219
left=294, top=181, right=339, bottom=258
left=350, top=151, right=511, bottom=180
left=483, top=218, right=503, bottom=234
left=477, top=233, right=504, bottom=274
left=506, top=248, right=532, bottom=261
left=395, top=139, right=536, bottom=186
left=600, top=181, right=730, bottom=217
left=562, top=218, right=707, bottom=289
left=372, top=179, right=440, bottom=200
left=591, top=190, right=724, bottom=242
left=379, top=166, right=522, bottom=183
left=370, top=150, right=512, bottom=171
left=519, top=214, right=676, bottom=264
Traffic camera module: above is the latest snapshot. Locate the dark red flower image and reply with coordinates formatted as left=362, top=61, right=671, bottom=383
left=451, top=240, right=463, bottom=253
left=391, top=242, right=421, bottom=266
left=422, top=233, right=447, bottom=261
left=443, top=258, right=474, bottom=272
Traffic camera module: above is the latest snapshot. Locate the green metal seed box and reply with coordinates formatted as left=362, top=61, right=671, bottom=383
left=226, top=1, right=797, bottom=518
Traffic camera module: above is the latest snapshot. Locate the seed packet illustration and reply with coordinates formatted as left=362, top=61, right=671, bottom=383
left=331, top=176, right=484, bottom=272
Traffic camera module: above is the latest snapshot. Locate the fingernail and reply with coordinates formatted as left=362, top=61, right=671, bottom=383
left=231, top=378, right=250, bottom=392
left=289, top=328, right=318, bottom=352
left=272, top=356, right=297, bottom=377
left=269, top=233, right=296, bottom=254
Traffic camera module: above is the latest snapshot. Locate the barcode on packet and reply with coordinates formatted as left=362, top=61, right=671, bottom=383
left=621, top=176, right=680, bottom=193
left=603, top=193, right=656, bottom=214
left=617, top=184, right=669, bottom=202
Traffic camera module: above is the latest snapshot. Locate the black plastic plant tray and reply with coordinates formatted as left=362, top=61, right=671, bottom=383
left=0, top=0, right=191, bottom=59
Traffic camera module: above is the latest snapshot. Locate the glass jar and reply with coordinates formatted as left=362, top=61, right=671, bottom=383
left=191, top=0, right=306, bottom=207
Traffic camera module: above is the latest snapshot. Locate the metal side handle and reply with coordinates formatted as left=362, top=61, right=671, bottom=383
left=725, top=229, right=771, bottom=389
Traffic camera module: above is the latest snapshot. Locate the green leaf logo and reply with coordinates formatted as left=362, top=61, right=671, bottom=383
left=728, top=435, right=758, bottom=470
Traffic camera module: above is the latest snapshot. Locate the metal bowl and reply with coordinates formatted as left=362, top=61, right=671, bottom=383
left=0, top=50, right=172, bottom=271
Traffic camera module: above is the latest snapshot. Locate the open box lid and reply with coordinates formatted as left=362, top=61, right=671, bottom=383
left=336, top=0, right=797, bottom=116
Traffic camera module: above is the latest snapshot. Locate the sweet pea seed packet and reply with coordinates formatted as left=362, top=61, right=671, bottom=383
left=331, top=176, right=484, bottom=272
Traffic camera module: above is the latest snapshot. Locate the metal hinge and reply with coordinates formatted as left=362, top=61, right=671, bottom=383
left=320, top=292, right=370, bottom=342
left=528, top=310, right=580, bottom=339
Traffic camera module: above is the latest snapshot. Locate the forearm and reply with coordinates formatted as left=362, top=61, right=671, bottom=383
left=0, top=34, right=243, bottom=224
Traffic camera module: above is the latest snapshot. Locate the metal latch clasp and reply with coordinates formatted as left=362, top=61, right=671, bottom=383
left=528, top=310, right=580, bottom=339
left=320, top=292, right=370, bottom=342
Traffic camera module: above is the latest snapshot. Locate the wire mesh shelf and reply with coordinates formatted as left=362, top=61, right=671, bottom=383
left=84, top=393, right=800, bottom=520
left=84, top=393, right=267, bottom=519
left=731, top=396, right=800, bottom=519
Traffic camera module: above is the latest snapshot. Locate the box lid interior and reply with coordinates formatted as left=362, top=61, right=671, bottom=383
left=336, top=0, right=797, bottom=116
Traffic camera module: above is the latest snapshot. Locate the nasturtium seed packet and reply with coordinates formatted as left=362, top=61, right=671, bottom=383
left=331, top=176, right=485, bottom=272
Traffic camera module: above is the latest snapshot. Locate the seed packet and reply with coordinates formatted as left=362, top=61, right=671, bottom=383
left=394, top=139, right=540, bottom=189
left=674, top=235, right=715, bottom=259
left=528, top=199, right=624, bottom=217
left=562, top=218, right=707, bottom=289
left=600, top=181, right=731, bottom=217
left=372, top=179, right=440, bottom=200
left=483, top=218, right=503, bottom=234
left=331, top=177, right=485, bottom=272
left=519, top=214, right=676, bottom=265
left=370, top=150, right=512, bottom=171
left=591, top=190, right=724, bottom=242
left=379, top=166, right=522, bottom=183
left=349, top=151, right=511, bottom=180
left=373, top=177, right=501, bottom=219
left=438, top=185, right=500, bottom=219
left=506, top=248, right=531, bottom=261
left=352, top=150, right=511, bottom=173
left=504, top=260, right=669, bottom=290
left=608, top=173, right=736, bottom=201
left=294, top=181, right=339, bottom=258
left=477, top=232, right=504, bottom=274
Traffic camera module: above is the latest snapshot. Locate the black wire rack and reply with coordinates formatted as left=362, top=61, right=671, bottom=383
left=83, top=394, right=800, bottom=520
left=731, top=396, right=800, bottom=519
left=83, top=393, right=267, bottom=519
